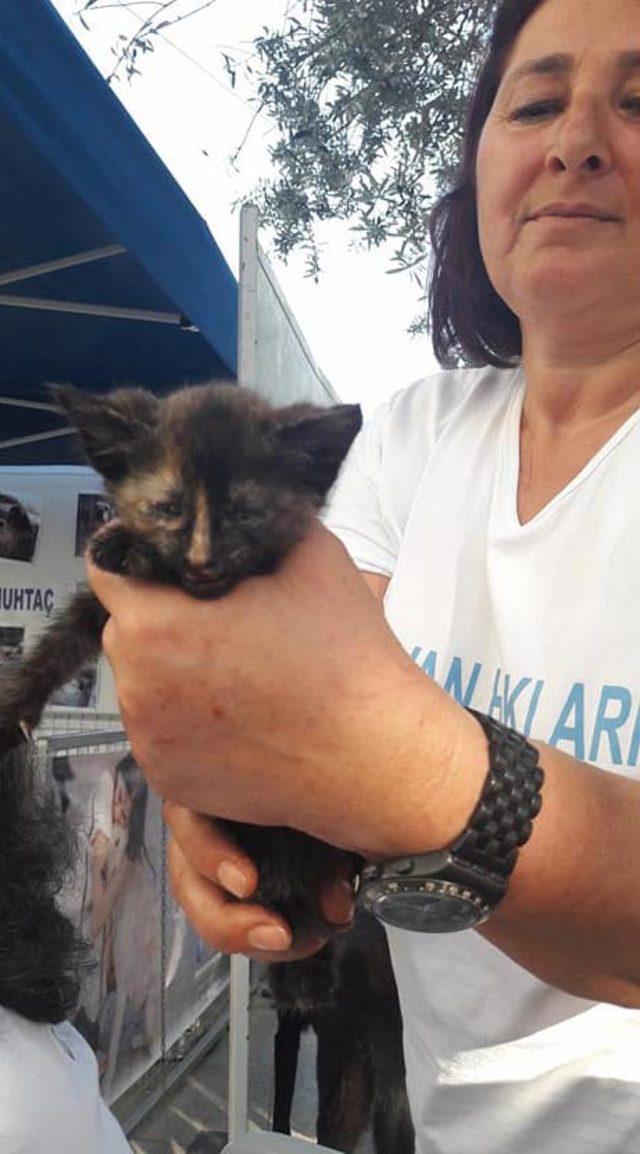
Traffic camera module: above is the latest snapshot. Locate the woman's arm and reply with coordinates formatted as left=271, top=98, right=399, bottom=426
left=87, top=524, right=640, bottom=1005
left=355, top=570, right=640, bottom=1004
left=479, top=741, right=640, bottom=1005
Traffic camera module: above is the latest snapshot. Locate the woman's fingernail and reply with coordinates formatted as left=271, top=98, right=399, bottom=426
left=247, top=925, right=291, bottom=952
left=217, top=861, right=250, bottom=899
left=325, top=879, right=355, bottom=925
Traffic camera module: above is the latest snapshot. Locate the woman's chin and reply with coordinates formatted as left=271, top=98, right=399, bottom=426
left=511, top=259, right=620, bottom=320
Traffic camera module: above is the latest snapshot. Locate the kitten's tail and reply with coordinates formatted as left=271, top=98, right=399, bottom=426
left=0, top=589, right=108, bottom=742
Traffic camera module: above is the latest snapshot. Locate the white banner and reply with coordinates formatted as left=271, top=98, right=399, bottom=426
left=0, top=465, right=118, bottom=713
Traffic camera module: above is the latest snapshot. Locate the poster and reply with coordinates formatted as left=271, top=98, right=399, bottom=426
left=74, top=493, right=115, bottom=557
left=0, top=490, right=41, bottom=563
left=49, top=656, right=99, bottom=709
left=0, top=466, right=118, bottom=714
left=59, top=746, right=164, bottom=1103
left=164, top=893, right=229, bottom=1057
left=0, top=623, right=24, bottom=665
left=55, top=743, right=228, bottom=1104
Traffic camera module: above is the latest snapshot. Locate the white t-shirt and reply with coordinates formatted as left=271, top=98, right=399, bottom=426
left=0, top=1006, right=130, bottom=1153
left=326, top=364, right=640, bottom=1154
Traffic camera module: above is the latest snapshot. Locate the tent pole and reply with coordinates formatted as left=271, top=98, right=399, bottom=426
left=0, top=293, right=191, bottom=326
left=0, top=245, right=126, bottom=287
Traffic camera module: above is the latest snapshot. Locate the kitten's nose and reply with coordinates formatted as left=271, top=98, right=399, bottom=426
left=187, top=488, right=212, bottom=570
left=186, top=541, right=212, bottom=570
left=184, top=560, right=215, bottom=580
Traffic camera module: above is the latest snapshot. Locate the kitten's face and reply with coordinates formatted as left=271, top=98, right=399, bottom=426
left=54, top=382, right=362, bottom=598
left=113, top=404, right=318, bottom=597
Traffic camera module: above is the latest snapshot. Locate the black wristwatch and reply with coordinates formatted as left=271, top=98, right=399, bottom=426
left=356, top=711, right=544, bottom=933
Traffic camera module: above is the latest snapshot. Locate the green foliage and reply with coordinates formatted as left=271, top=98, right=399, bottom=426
left=249, top=0, right=497, bottom=303
left=79, top=0, right=498, bottom=318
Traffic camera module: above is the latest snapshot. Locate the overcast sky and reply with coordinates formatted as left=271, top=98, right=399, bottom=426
left=51, top=0, right=438, bottom=410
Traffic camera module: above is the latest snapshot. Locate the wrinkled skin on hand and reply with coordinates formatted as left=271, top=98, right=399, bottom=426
left=88, top=523, right=466, bottom=857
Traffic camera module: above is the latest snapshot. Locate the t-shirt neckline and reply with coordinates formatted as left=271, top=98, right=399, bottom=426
left=498, top=371, right=640, bottom=532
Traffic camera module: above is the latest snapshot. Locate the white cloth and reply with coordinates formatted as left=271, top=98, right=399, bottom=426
left=0, top=1006, right=130, bottom=1153
left=326, top=364, right=640, bottom=1154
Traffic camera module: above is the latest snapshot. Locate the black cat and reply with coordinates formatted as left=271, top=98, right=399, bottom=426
left=0, top=381, right=413, bottom=1152
left=270, top=910, right=414, bottom=1153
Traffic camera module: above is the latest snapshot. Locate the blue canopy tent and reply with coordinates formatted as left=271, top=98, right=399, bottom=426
left=0, top=0, right=238, bottom=465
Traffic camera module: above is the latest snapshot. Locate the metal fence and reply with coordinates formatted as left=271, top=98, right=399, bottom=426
left=39, top=706, right=122, bottom=736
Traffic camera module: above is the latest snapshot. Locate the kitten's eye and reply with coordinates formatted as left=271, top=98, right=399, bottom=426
left=233, top=503, right=258, bottom=523
left=148, top=497, right=184, bottom=520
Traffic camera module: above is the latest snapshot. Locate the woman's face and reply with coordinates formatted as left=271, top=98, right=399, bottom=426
left=112, top=776, right=133, bottom=828
left=476, top=0, right=640, bottom=327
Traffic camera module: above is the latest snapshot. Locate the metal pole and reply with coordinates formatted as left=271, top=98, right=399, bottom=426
left=227, top=954, right=250, bottom=1140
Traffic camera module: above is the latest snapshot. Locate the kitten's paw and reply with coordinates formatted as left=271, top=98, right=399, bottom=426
left=89, top=523, right=168, bottom=581
left=89, top=522, right=133, bottom=574
left=121, top=544, right=161, bottom=579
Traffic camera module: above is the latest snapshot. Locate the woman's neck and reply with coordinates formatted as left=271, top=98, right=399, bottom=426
left=520, top=325, right=640, bottom=431
left=516, top=326, right=640, bottom=524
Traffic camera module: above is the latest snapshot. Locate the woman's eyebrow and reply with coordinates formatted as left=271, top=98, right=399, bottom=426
left=504, top=50, right=640, bottom=93
left=504, top=52, right=571, bottom=90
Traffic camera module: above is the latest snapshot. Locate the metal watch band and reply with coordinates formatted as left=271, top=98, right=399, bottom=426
left=452, top=710, right=544, bottom=881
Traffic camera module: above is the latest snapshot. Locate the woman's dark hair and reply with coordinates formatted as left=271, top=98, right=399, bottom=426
left=114, top=751, right=148, bottom=862
left=0, top=741, right=87, bottom=1023
left=428, top=0, right=547, bottom=367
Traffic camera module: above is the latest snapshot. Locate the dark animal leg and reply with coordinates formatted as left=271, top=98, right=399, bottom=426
left=368, top=966, right=415, bottom=1153
left=372, top=1065, right=415, bottom=1154
left=315, top=1017, right=372, bottom=1153
left=0, top=589, right=106, bottom=741
left=272, top=1010, right=303, bottom=1134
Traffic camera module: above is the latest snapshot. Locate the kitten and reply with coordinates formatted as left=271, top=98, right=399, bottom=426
left=0, top=381, right=413, bottom=1151
left=0, top=380, right=362, bottom=931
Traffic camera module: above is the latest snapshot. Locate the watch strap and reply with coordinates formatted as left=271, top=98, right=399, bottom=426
left=452, top=710, right=544, bottom=881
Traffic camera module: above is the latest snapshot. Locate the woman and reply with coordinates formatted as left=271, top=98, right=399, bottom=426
left=75, top=754, right=151, bottom=1080
left=88, top=0, right=640, bottom=1150
left=87, top=754, right=161, bottom=1098
left=0, top=743, right=131, bottom=1152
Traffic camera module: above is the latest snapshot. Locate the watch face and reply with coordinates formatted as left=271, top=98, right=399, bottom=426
left=364, top=889, right=486, bottom=933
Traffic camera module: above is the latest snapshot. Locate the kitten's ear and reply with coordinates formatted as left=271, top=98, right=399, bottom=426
left=52, top=385, right=159, bottom=481
left=273, top=403, right=362, bottom=498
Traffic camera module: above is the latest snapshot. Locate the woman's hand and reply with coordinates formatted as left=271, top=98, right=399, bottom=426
left=166, top=802, right=355, bottom=961
left=87, top=522, right=483, bottom=859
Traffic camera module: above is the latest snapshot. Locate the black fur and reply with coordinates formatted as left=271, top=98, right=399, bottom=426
left=0, top=739, right=88, bottom=1022
left=229, top=824, right=358, bottom=945
left=0, top=381, right=413, bottom=1150
left=270, top=911, right=414, bottom=1153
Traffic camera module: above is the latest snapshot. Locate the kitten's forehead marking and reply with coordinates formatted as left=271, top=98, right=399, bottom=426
left=186, top=487, right=211, bottom=568
left=118, top=467, right=182, bottom=519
